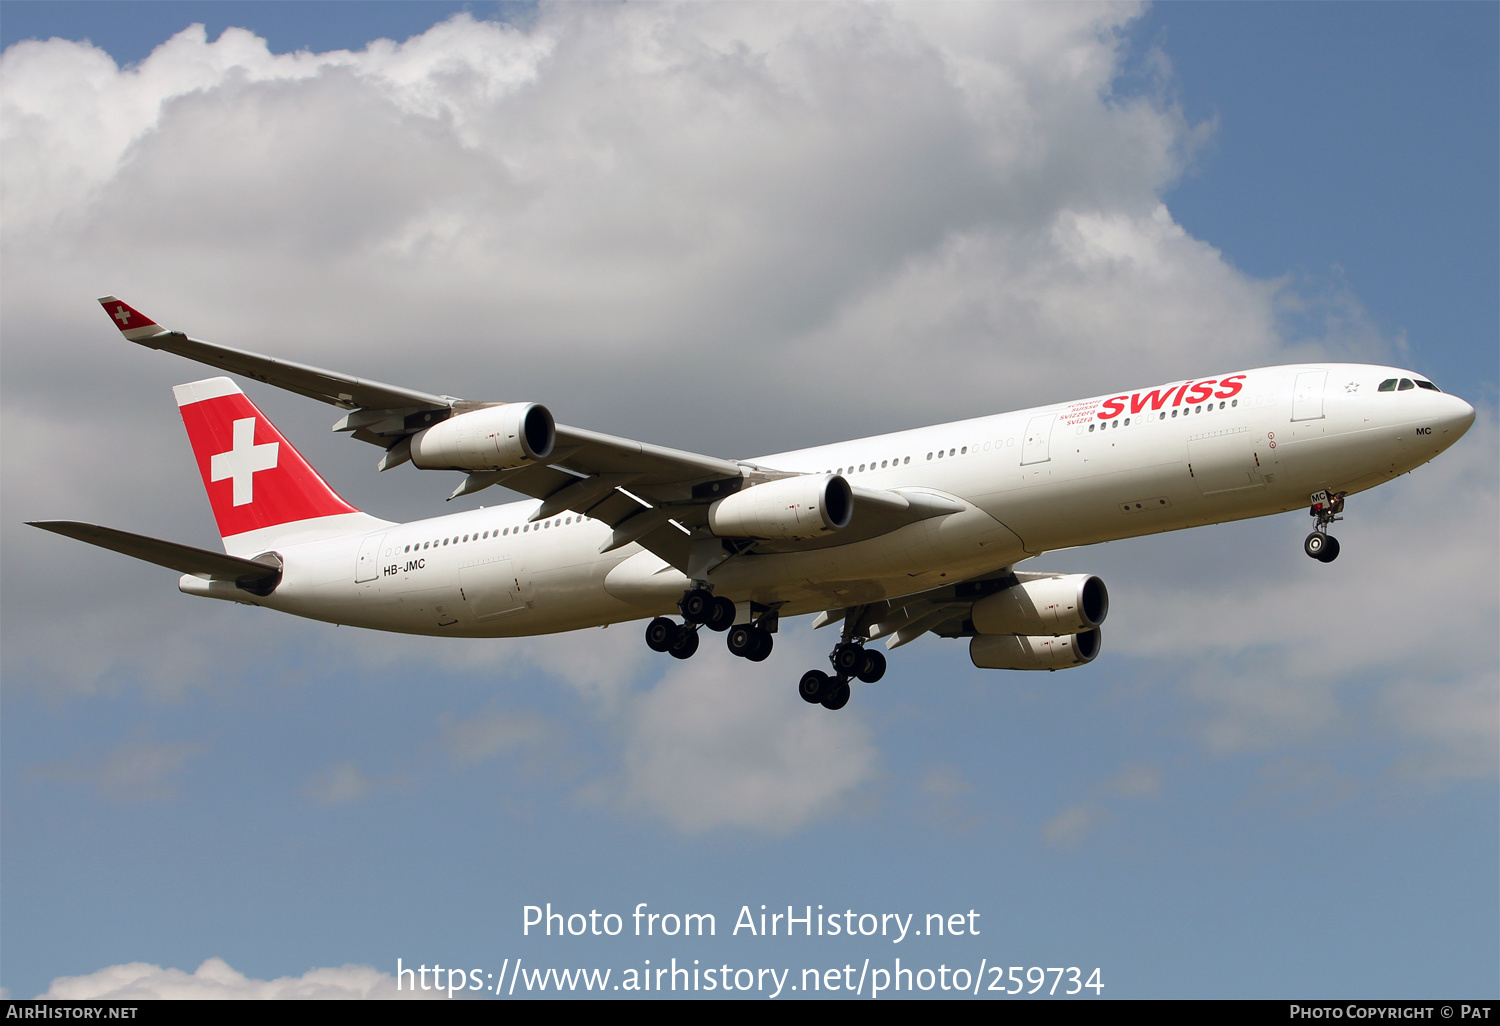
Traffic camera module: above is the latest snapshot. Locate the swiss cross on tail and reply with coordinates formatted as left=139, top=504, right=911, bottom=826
left=97, top=296, right=168, bottom=342
left=174, top=377, right=357, bottom=540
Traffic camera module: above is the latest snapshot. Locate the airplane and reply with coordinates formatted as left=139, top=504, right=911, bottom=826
left=28, top=297, right=1476, bottom=711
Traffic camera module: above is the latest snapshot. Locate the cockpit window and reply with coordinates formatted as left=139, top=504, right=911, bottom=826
left=1378, top=379, right=1398, bottom=392
left=1415, top=379, right=1440, bottom=392
left=1398, top=378, right=1415, bottom=391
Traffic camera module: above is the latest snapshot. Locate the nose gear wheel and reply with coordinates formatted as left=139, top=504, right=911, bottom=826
left=1304, top=490, right=1345, bottom=562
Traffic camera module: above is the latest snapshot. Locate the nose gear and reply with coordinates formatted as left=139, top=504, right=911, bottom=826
left=1305, top=490, right=1346, bottom=562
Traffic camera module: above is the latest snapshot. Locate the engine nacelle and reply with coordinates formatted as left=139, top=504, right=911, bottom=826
left=410, top=403, right=555, bottom=472
left=970, top=628, right=1102, bottom=671
left=707, top=475, right=853, bottom=540
left=970, top=574, right=1108, bottom=636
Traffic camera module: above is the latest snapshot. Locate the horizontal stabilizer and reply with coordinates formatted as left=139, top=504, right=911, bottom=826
left=27, top=521, right=281, bottom=582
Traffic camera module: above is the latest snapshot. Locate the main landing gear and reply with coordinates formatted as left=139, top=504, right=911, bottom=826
left=1304, top=490, right=1346, bottom=563
left=798, top=636, right=886, bottom=711
left=646, top=586, right=769, bottom=662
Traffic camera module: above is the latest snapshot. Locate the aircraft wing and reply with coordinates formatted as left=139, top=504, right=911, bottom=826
left=28, top=521, right=282, bottom=583
left=99, top=298, right=957, bottom=571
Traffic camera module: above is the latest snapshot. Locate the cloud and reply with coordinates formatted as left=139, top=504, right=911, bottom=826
left=918, top=764, right=982, bottom=832
left=38, top=957, right=436, bottom=999
left=439, top=706, right=557, bottom=767
left=301, top=761, right=411, bottom=806
left=1109, top=764, right=1163, bottom=799
left=1041, top=762, right=1164, bottom=847
left=608, top=643, right=878, bottom=834
left=31, top=738, right=204, bottom=802
left=1043, top=802, right=1108, bottom=848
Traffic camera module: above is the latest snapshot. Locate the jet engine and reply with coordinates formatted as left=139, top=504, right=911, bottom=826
left=707, top=475, right=853, bottom=540
left=970, top=628, right=1101, bottom=671
left=970, top=574, right=1108, bottom=636
left=409, top=403, right=555, bottom=472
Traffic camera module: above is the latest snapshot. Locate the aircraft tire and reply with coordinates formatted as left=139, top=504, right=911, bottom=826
left=821, top=681, right=852, bottom=710
left=857, top=649, right=886, bottom=683
left=727, top=625, right=755, bottom=658
left=645, top=617, right=676, bottom=652
left=680, top=589, right=713, bottom=625
left=1316, top=535, right=1341, bottom=562
left=799, top=670, right=831, bottom=704
left=1304, top=532, right=1327, bottom=559
left=705, top=596, right=736, bottom=632
left=668, top=626, right=700, bottom=660
left=746, top=628, right=773, bottom=662
left=832, top=643, right=865, bottom=674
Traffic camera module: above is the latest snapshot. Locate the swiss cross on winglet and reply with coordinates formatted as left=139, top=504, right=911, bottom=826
left=97, top=296, right=168, bottom=342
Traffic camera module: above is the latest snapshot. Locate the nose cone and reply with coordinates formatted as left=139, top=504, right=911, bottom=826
left=1442, top=394, right=1476, bottom=435
left=1433, top=392, right=1476, bottom=453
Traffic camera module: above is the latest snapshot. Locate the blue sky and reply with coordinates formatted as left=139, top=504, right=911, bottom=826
left=2, top=2, right=1495, bottom=1000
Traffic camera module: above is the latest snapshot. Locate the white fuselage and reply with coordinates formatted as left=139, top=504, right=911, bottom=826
left=193, top=364, right=1474, bottom=637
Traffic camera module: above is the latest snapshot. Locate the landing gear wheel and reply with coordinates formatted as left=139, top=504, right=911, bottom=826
left=821, top=681, right=852, bottom=710
left=704, top=596, right=736, bottom=632
left=832, top=642, right=866, bottom=675
left=645, top=617, right=676, bottom=653
left=746, top=628, right=773, bottom=662
left=1316, top=535, right=1341, bottom=563
left=728, top=624, right=775, bottom=661
left=1304, top=532, right=1328, bottom=559
left=727, top=625, right=757, bottom=658
left=668, top=625, right=699, bottom=660
left=856, top=649, right=886, bottom=683
left=679, top=588, right=713, bottom=625
left=799, top=669, right=832, bottom=704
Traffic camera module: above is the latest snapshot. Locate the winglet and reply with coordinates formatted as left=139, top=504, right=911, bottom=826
left=97, top=296, right=168, bottom=342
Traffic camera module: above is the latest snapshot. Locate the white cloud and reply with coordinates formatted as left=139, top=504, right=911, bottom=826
left=439, top=706, right=557, bottom=766
left=1042, top=802, right=1108, bottom=848
left=1040, top=762, right=1164, bottom=846
left=38, top=957, right=437, bottom=999
left=918, top=764, right=982, bottom=832
left=301, top=760, right=412, bottom=806
left=1110, top=764, right=1163, bottom=799
left=608, top=642, right=879, bottom=834
left=31, top=738, right=204, bottom=802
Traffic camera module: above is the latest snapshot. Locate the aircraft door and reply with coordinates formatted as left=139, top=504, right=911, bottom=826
left=1291, top=370, right=1328, bottom=421
left=1020, top=413, right=1056, bottom=466
left=355, top=532, right=386, bottom=583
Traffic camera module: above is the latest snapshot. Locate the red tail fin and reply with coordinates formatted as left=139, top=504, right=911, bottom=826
left=174, top=377, right=359, bottom=543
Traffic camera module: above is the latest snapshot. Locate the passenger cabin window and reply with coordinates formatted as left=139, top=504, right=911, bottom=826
left=1398, top=378, right=1415, bottom=391
left=1378, top=379, right=1398, bottom=391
